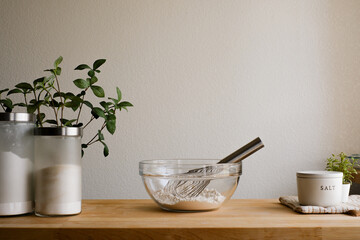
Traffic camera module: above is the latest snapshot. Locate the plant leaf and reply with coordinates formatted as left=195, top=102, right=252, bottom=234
left=106, top=118, right=116, bottom=134
left=26, top=104, right=37, bottom=113
left=116, top=87, right=122, bottom=101
left=90, top=76, right=98, bottom=85
left=44, top=69, right=56, bottom=75
left=91, top=110, right=99, bottom=119
left=7, top=89, right=23, bottom=95
left=88, top=70, right=95, bottom=77
left=74, top=64, right=91, bottom=70
left=83, top=100, right=93, bottom=109
left=60, top=118, right=69, bottom=125
left=69, top=95, right=82, bottom=103
left=33, top=77, right=45, bottom=86
left=91, top=86, right=105, bottom=98
left=108, top=97, right=119, bottom=105
left=73, top=79, right=89, bottom=89
left=117, top=101, right=133, bottom=111
left=0, top=99, right=13, bottom=109
left=14, top=103, right=26, bottom=107
left=0, top=88, right=9, bottom=94
left=107, top=114, right=116, bottom=121
left=45, top=119, right=58, bottom=125
left=15, top=82, right=33, bottom=90
left=44, top=75, right=55, bottom=86
left=118, top=101, right=133, bottom=107
left=100, top=141, right=109, bottom=157
left=92, top=107, right=106, bottom=118
left=49, top=99, right=60, bottom=107
left=98, top=130, right=104, bottom=141
left=38, top=113, right=46, bottom=121
left=54, top=56, right=63, bottom=68
left=64, top=119, right=76, bottom=126
left=93, top=59, right=106, bottom=70
left=56, top=67, right=62, bottom=75
left=65, top=92, right=75, bottom=99
left=64, top=100, right=81, bottom=111
left=100, top=101, right=111, bottom=111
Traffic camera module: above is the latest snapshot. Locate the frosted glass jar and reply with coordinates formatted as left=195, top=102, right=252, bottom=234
left=0, top=113, right=35, bottom=216
left=34, top=127, right=82, bottom=217
left=297, top=171, right=343, bottom=207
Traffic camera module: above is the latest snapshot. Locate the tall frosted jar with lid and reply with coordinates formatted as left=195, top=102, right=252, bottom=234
left=34, top=127, right=82, bottom=217
left=0, top=113, right=35, bottom=216
left=297, top=171, right=343, bottom=207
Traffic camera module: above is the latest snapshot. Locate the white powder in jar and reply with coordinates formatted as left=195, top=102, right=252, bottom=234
left=153, top=188, right=226, bottom=211
left=35, top=164, right=81, bottom=216
left=0, top=152, right=33, bottom=215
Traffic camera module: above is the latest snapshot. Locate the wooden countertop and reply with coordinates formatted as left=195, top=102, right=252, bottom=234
left=0, top=199, right=360, bottom=240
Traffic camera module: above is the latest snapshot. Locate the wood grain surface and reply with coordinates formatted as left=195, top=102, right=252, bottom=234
left=1, top=199, right=360, bottom=240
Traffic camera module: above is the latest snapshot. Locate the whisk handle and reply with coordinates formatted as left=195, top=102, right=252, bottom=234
left=218, top=137, right=264, bottom=164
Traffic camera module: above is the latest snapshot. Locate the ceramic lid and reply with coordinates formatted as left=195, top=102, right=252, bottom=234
left=296, top=171, right=343, bottom=178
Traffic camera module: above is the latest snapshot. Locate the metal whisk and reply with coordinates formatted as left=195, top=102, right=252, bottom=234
left=164, top=137, right=264, bottom=198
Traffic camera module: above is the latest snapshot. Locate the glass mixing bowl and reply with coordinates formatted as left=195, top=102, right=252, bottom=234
left=139, top=159, right=242, bottom=212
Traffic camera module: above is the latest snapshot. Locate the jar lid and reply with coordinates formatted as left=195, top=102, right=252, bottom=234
left=34, top=127, right=83, bottom=137
left=0, top=112, right=35, bottom=122
left=297, top=171, right=343, bottom=178
left=348, top=154, right=360, bottom=159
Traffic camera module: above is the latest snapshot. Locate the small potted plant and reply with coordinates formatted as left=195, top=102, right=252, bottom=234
left=325, top=152, right=358, bottom=202
left=0, top=56, right=132, bottom=216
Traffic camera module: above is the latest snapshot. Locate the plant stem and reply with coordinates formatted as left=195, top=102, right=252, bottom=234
left=86, top=121, right=106, bottom=146
left=76, top=98, right=84, bottom=125
left=33, top=90, right=43, bottom=127
left=87, top=139, right=99, bottom=146
left=54, top=74, right=64, bottom=126
left=83, top=116, right=95, bottom=129
left=76, top=87, right=89, bottom=124
left=0, top=95, right=5, bottom=111
left=42, top=87, right=59, bottom=125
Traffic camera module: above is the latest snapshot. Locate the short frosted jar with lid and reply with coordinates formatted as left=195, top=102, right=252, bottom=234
left=297, top=171, right=343, bottom=207
left=34, top=127, right=82, bottom=217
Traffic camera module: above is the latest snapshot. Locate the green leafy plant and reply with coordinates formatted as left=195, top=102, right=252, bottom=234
left=0, top=56, right=133, bottom=157
left=325, top=152, right=358, bottom=184
left=0, top=88, right=13, bottom=112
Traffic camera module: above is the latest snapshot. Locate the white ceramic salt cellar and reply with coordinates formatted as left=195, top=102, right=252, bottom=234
left=297, top=171, right=343, bottom=207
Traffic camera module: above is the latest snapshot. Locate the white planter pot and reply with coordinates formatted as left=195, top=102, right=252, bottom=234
left=342, top=183, right=350, bottom=203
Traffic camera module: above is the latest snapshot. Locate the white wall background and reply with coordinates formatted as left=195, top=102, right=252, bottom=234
left=1, top=0, right=360, bottom=199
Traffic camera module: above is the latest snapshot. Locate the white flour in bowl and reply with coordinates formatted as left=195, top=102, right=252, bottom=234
left=153, top=188, right=226, bottom=211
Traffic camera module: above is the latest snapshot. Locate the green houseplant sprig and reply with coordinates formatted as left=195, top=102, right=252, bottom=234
left=325, top=152, right=358, bottom=184
left=0, top=56, right=133, bottom=157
